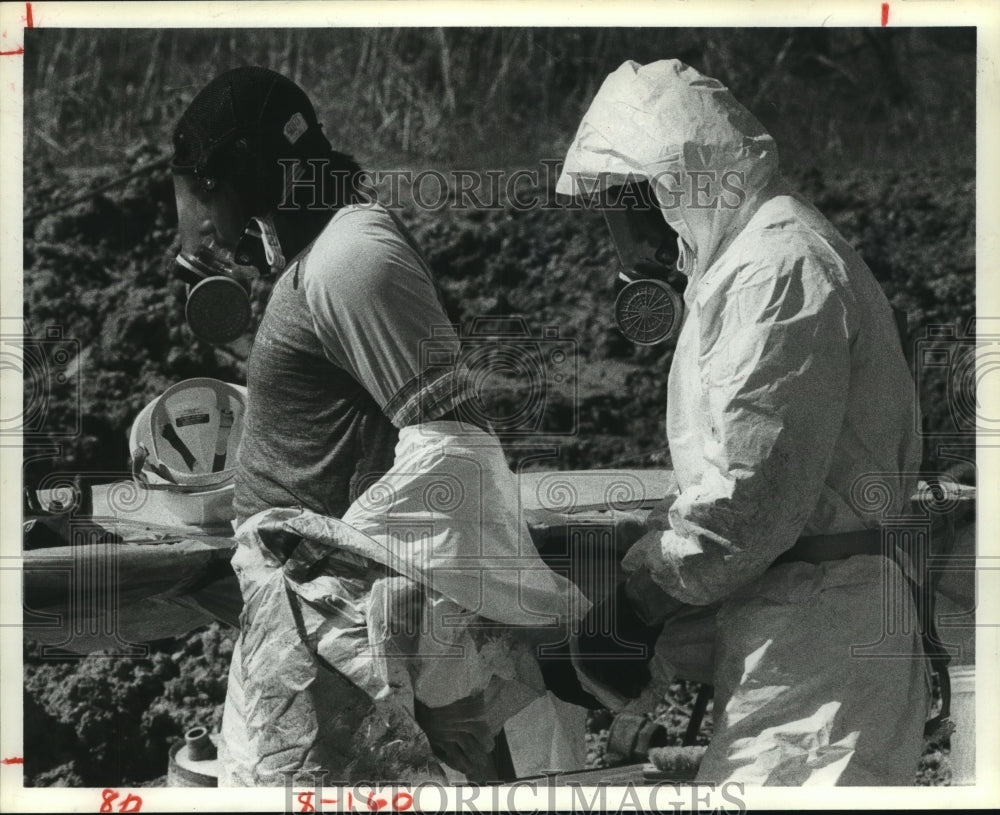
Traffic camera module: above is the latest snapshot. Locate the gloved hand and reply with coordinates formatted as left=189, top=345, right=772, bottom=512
left=622, top=528, right=685, bottom=624
left=414, top=693, right=495, bottom=781
left=622, top=490, right=676, bottom=579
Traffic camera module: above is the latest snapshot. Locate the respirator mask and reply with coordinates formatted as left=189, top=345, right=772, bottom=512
left=603, top=181, right=685, bottom=346
left=172, top=213, right=286, bottom=346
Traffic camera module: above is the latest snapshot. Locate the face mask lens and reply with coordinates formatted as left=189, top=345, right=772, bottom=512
left=603, top=188, right=679, bottom=274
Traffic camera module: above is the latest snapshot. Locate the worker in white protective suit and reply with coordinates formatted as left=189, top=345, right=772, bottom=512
left=557, top=60, right=932, bottom=785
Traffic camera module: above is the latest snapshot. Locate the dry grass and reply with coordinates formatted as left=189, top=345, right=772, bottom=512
left=23, top=27, right=974, bottom=173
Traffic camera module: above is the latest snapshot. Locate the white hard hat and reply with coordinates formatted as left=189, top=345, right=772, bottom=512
left=129, top=378, right=246, bottom=525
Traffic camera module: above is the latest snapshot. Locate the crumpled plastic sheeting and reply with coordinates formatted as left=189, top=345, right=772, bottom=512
left=221, top=423, right=588, bottom=784
left=718, top=700, right=859, bottom=786
left=220, top=518, right=446, bottom=785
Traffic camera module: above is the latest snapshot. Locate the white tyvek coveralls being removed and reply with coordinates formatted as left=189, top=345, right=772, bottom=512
left=220, top=423, right=591, bottom=784
left=557, top=60, right=931, bottom=785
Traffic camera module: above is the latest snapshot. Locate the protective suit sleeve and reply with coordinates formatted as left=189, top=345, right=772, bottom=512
left=637, top=254, right=853, bottom=605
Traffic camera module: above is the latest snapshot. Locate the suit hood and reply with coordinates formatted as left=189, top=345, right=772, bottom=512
left=557, top=59, right=780, bottom=276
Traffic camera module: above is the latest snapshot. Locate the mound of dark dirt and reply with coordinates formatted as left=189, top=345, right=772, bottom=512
left=23, top=626, right=232, bottom=787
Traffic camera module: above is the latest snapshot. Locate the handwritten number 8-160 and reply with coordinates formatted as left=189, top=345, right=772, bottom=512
left=298, top=790, right=414, bottom=812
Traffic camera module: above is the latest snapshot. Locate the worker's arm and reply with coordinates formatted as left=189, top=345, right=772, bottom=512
left=624, top=251, right=854, bottom=606
left=302, top=207, right=479, bottom=429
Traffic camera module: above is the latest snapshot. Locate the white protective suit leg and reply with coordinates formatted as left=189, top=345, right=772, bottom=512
left=697, top=556, right=932, bottom=786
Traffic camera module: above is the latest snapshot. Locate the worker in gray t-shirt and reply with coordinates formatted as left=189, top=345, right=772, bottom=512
left=169, top=67, right=531, bottom=782
left=169, top=67, right=475, bottom=526
left=235, top=199, right=468, bottom=523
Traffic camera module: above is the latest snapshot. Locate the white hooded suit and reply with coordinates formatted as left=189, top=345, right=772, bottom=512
left=558, top=60, right=930, bottom=785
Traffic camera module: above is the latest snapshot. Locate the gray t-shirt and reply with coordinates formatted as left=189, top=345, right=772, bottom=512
left=234, top=203, right=467, bottom=522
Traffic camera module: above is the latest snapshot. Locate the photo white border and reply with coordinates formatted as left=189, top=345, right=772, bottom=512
left=1, top=1, right=998, bottom=811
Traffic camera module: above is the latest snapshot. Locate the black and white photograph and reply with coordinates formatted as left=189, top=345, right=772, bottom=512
left=1, top=1, right=997, bottom=811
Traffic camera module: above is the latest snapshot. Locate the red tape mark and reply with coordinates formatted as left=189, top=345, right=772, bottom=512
left=881, top=2, right=889, bottom=26
left=1, top=3, right=32, bottom=55
left=2, top=756, right=25, bottom=765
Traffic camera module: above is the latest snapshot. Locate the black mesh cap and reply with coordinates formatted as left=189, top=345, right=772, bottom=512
left=172, top=66, right=332, bottom=212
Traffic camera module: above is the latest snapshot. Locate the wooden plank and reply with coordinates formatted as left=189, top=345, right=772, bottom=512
left=89, top=482, right=237, bottom=535
left=518, top=469, right=674, bottom=513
